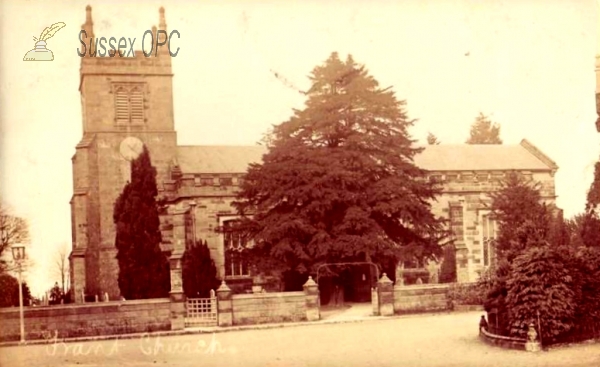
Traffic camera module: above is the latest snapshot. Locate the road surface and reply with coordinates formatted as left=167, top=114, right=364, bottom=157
left=1, top=311, right=599, bottom=367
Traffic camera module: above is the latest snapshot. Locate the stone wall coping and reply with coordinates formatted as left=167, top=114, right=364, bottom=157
left=394, top=283, right=450, bottom=291
left=0, top=298, right=170, bottom=314
left=448, top=282, right=478, bottom=287
left=480, top=328, right=527, bottom=343
left=425, top=169, right=551, bottom=174
left=232, top=292, right=305, bottom=300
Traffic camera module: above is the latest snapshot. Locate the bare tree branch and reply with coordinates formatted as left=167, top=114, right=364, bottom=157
left=53, top=243, right=70, bottom=294
left=0, top=199, right=30, bottom=273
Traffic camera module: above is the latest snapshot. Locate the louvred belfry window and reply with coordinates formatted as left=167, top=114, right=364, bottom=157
left=115, top=87, right=129, bottom=122
left=114, top=84, right=145, bottom=125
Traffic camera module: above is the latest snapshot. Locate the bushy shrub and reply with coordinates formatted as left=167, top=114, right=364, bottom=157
left=567, top=247, right=600, bottom=341
left=447, top=281, right=491, bottom=306
left=481, top=170, right=600, bottom=345
left=505, top=246, right=576, bottom=342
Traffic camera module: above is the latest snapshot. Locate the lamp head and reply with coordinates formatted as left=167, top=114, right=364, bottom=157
left=11, top=244, right=26, bottom=261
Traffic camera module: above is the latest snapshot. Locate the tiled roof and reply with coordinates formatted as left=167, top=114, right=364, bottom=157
left=176, top=140, right=556, bottom=174
left=176, top=145, right=267, bottom=174
left=413, top=141, right=556, bottom=172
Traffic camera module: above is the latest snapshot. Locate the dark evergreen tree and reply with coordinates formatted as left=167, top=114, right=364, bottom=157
left=489, top=172, right=552, bottom=261
left=554, top=220, right=600, bottom=341
left=567, top=215, right=585, bottom=247
left=583, top=154, right=600, bottom=249
left=566, top=213, right=600, bottom=249
left=426, top=132, right=440, bottom=145
left=0, top=273, right=31, bottom=307
left=49, top=282, right=63, bottom=305
left=182, top=240, right=219, bottom=298
left=580, top=213, right=600, bottom=248
left=232, top=52, right=449, bottom=277
left=586, top=160, right=600, bottom=214
left=483, top=172, right=554, bottom=336
left=113, top=146, right=170, bottom=300
left=572, top=247, right=600, bottom=338
left=466, top=112, right=502, bottom=144
left=548, top=210, right=570, bottom=249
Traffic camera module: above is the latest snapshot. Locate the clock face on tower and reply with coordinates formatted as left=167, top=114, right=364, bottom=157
left=119, top=137, right=144, bottom=161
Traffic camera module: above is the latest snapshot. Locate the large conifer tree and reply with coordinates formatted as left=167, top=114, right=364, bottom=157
left=233, top=52, right=448, bottom=276
left=426, top=132, right=440, bottom=145
left=488, top=172, right=552, bottom=261
left=466, top=113, right=502, bottom=144
left=113, top=146, right=170, bottom=299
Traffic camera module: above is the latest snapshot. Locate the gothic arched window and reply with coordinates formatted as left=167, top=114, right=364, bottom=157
left=223, top=220, right=250, bottom=277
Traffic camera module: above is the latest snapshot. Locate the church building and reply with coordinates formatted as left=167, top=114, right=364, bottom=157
left=69, top=7, right=559, bottom=302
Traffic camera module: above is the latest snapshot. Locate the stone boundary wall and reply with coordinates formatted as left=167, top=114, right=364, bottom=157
left=231, top=292, right=306, bottom=325
left=479, top=328, right=528, bottom=350
left=393, top=284, right=451, bottom=314
left=454, top=304, right=484, bottom=312
left=0, top=298, right=171, bottom=342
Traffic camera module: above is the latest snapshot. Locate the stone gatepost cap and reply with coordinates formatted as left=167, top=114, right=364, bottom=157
left=217, top=280, right=231, bottom=292
left=303, top=276, right=317, bottom=287
left=378, top=273, right=393, bottom=284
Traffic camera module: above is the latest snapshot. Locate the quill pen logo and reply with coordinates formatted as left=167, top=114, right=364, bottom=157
left=23, top=22, right=66, bottom=61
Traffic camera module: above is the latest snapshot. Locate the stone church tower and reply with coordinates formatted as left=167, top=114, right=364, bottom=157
left=70, top=6, right=177, bottom=301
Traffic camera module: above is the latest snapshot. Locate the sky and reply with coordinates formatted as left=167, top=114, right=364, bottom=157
left=0, top=0, right=599, bottom=296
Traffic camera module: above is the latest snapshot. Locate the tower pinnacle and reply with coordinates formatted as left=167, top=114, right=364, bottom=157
left=82, top=5, right=94, bottom=35
left=157, top=7, right=168, bottom=54
left=159, top=7, right=166, bottom=30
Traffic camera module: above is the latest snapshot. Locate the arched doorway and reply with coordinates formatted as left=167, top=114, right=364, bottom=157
left=315, top=262, right=380, bottom=306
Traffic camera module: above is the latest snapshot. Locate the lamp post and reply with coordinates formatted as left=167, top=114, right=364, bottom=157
left=11, top=244, right=26, bottom=344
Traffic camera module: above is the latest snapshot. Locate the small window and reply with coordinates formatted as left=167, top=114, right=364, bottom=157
left=450, top=207, right=463, bottom=223
left=219, top=177, right=233, bottom=186
left=449, top=205, right=464, bottom=238
left=482, top=215, right=497, bottom=267
left=430, top=175, right=442, bottom=183
left=200, top=177, right=214, bottom=186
